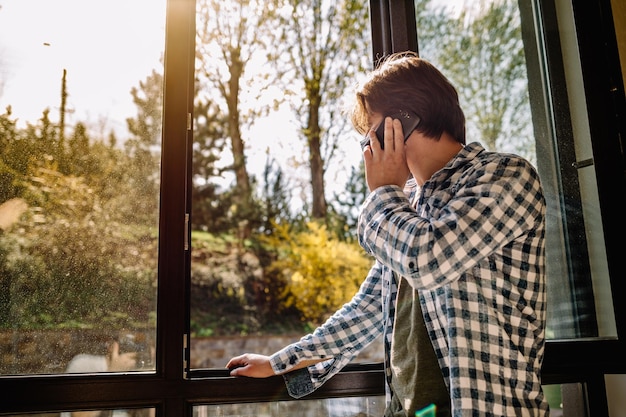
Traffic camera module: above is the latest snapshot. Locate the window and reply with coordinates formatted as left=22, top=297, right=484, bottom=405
left=0, top=0, right=164, bottom=377
left=1, top=0, right=624, bottom=416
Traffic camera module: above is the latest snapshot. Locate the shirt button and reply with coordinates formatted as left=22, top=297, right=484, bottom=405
left=408, top=261, right=415, bottom=269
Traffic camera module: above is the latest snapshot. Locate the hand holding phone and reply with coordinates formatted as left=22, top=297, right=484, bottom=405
left=360, top=109, right=421, bottom=150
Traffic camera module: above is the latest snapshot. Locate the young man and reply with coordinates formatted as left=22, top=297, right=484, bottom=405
left=227, top=53, right=549, bottom=416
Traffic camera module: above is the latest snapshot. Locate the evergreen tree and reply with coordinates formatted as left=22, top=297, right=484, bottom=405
left=259, top=153, right=293, bottom=234
left=331, top=161, right=367, bottom=240
left=0, top=107, right=23, bottom=201
left=190, top=95, right=231, bottom=232
left=123, top=69, right=163, bottom=225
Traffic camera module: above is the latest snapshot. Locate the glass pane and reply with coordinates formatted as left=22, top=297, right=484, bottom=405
left=3, top=409, right=158, bottom=417
left=416, top=0, right=616, bottom=339
left=194, top=396, right=385, bottom=417
left=7, top=408, right=157, bottom=416
left=190, top=0, right=372, bottom=367
left=551, top=0, right=617, bottom=339
left=542, top=385, right=562, bottom=416
left=0, top=0, right=165, bottom=374
left=60, top=408, right=155, bottom=417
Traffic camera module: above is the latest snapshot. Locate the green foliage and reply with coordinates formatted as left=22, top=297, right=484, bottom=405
left=0, top=71, right=161, bottom=331
left=189, top=230, right=300, bottom=336
left=264, top=221, right=372, bottom=324
left=191, top=96, right=230, bottom=232
left=0, top=108, right=23, bottom=201
left=0, top=161, right=157, bottom=330
left=122, top=70, right=162, bottom=226
left=188, top=220, right=374, bottom=335
left=257, top=155, right=294, bottom=233
left=427, top=0, right=533, bottom=158
left=195, top=0, right=283, bottom=235
left=330, top=161, right=367, bottom=240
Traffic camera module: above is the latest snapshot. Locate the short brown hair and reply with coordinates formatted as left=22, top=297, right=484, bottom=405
left=351, top=52, right=466, bottom=144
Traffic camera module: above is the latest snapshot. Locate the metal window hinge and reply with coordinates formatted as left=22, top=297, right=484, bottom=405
left=183, top=333, right=189, bottom=379
left=184, top=213, right=190, bottom=251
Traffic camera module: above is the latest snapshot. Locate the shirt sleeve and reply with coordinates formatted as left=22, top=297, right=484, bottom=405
left=269, top=261, right=384, bottom=398
left=357, top=155, right=545, bottom=291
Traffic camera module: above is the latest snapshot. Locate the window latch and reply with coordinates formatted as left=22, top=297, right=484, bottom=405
left=572, top=158, right=594, bottom=169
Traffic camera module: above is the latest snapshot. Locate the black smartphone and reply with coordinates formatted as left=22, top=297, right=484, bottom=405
left=360, top=109, right=421, bottom=150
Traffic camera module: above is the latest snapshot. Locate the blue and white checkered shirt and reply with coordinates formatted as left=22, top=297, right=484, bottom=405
left=269, top=142, right=549, bottom=416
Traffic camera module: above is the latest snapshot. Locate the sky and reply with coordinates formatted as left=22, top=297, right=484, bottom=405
left=0, top=0, right=166, bottom=137
left=0, top=0, right=325, bottom=192
left=0, top=0, right=465, bottom=131
left=0, top=0, right=464, bottom=198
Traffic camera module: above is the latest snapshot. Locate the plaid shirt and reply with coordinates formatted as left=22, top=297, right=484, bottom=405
left=270, top=142, right=549, bottom=416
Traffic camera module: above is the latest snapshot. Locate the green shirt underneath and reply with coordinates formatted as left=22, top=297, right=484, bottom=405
left=385, top=276, right=451, bottom=417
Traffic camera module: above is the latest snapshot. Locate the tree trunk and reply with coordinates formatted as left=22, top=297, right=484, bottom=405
left=307, top=96, right=327, bottom=219
left=227, top=47, right=252, bottom=236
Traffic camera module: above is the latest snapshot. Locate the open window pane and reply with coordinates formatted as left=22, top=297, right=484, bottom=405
left=415, top=0, right=616, bottom=340
left=547, top=0, right=617, bottom=339
left=0, top=0, right=165, bottom=375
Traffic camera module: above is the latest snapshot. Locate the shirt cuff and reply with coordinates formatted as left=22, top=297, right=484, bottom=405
left=269, top=344, right=300, bottom=374
left=282, top=368, right=315, bottom=399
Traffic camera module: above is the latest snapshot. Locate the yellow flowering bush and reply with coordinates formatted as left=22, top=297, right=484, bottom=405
left=265, top=222, right=374, bottom=324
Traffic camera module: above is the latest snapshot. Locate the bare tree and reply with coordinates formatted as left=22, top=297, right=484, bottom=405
left=272, top=0, right=370, bottom=220
left=195, top=0, right=279, bottom=234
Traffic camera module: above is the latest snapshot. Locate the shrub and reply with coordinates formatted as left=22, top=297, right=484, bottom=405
left=265, top=222, right=373, bottom=324
left=0, top=164, right=157, bottom=330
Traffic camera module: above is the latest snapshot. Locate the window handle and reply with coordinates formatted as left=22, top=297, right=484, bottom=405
left=572, top=158, right=594, bottom=169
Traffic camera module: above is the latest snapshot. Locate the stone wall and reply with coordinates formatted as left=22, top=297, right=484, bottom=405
left=190, top=334, right=384, bottom=369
